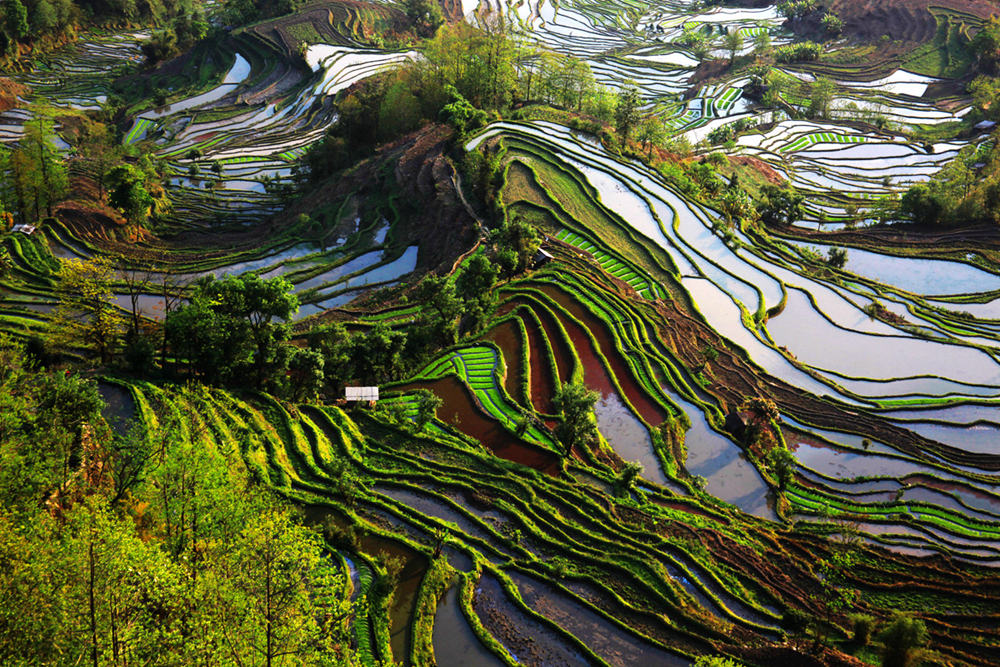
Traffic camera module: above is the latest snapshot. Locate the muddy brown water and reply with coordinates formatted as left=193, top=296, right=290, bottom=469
left=394, top=376, right=562, bottom=475
left=486, top=319, right=527, bottom=409
left=539, top=284, right=669, bottom=425
left=520, top=308, right=558, bottom=414
left=530, top=301, right=576, bottom=386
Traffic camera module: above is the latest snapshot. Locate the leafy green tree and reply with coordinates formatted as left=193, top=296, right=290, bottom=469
left=405, top=0, right=443, bottom=37
left=78, top=120, right=118, bottom=201
left=0, top=337, right=104, bottom=517
left=4, top=0, right=28, bottom=40
left=826, top=247, right=848, bottom=269
left=378, top=81, right=422, bottom=140
left=456, top=253, right=499, bottom=304
left=973, top=16, right=1000, bottom=73
left=166, top=273, right=298, bottom=386
left=490, top=217, right=541, bottom=273
left=723, top=29, right=744, bottom=64
left=878, top=614, right=929, bottom=667
left=106, top=162, right=159, bottom=226
left=552, top=381, right=600, bottom=457
left=208, top=502, right=347, bottom=667
left=11, top=113, right=67, bottom=222
left=414, top=389, right=443, bottom=429
left=352, top=321, right=409, bottom=384
left=440, top=85, right=487, bottom=136
left=50, top=256, right=126, bottom=364
left=285, top=347, right=325, bottom=401
left=850, top=613, right=877, bottom=645
left=415, top=274, right=462, bottom=343
left=753, top=30, right=772, bottom=56
left=756, top=184, right=803, bottom=227
left=615, top=81, right=642, bottom=142
left=765, top=447, right=795, bottom=490
left=615, top=461, right=643, bottom=495
left=638, top=116, right=666, bottom=158
left=808, top=77, right=836, bottom=118
left=694, top=656, right=745, bottom=667
left=821, top=12, right=844, bottom=36
left=899, top=183, right=945, bottom=225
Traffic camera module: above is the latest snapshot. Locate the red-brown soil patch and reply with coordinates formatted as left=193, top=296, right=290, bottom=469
left=538, top=283, right=670, bottom=427
left=794, top=0, right=998, bottom=51
left=0, top=78, right=28, bottom=113
left=485, top=318, right=528, bottom=409
left=395, top=375, right=561, bottom=475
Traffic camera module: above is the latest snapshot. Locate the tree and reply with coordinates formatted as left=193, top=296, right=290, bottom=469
left=490, top=217, right=541, bottom=273
left=694, top=657, right=745, bottom=667
left=405, top=0, right=443, bottom=37
left=352, top=321, right=408, bottom=384
left=723, top=29, right=744, bottom=64
left=765, top=447, right=795, bottom=490
left=849, top=613, right=877, bottom=646
left=456, top=254, right=499, bottom=305
left=753, top=30, right=772, bottom=56
left=826, top=247, right=848, bottom=269
left=285, top=347, right=325, bottom=401
left=899, top=183, right=945, bottom=226
left=415, top=275, right=462, bottom=344
left=414, top=389, right=443, bottom=429
left=4, top=0, right=28, bottom=40
left=757, top=184, right=803, bottom=227
left=209, top=502, right=346, bottom=667
left=440, top=85, right=487, bottom=136
left=615, top=81, right=642, bottom=142
left=878, top=614, right=929, bottom=667
left=166, top=273, right=298, bottom=386
left=638, top=116, right=666, bottom=159
left=615, top=461, right=643, bottom=495
left=51, top=256, right=126, bottom=364
left=808, top=77, right=835, bottom=118
left=78, top=120, right=118, bottom=201
left=11, top=113, right=67, bottom=222
left=970, top=75, right=1000, bottom=116
left=107, top=164, right=154, bottom=226
left=973, top=16, right=1000, bottom=73
left=552, top=381, right=600, bottom=457
left=118, top=260, right=153, bottom=335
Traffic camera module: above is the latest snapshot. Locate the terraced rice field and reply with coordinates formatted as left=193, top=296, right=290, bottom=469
left=7, top=0, right=1000, bottom=664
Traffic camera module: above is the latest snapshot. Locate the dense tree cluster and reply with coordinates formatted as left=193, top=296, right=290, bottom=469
left=0, top=0, right=200, bottom=56
left=0, top=337, right=356, bottom=666
left=0, top=113, right=66, bottom=224
left=897, top=141, right=997, bottom=226
left=165, top=273, right=325, bottom=398
left=305, top=17, right=630, bottom=182
left=140, top=5, right=210, bottom=63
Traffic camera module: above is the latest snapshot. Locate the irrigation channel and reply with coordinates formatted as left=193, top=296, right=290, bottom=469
left=6, top=0, right=1000, bottom=663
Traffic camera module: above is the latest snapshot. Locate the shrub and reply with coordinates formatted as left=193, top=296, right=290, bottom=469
left=849, top=613, right=877, bottom=645
left=777, top=0, right=817, bottom=20
left=878, top=614, right=929, bottom=667
left=822, top=13, right=844, bottom=36
left=775, top=42, right=822, bottom=62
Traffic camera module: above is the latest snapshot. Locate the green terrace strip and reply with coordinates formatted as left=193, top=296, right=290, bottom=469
left=116, top=377, right=1000, bottom=665
left=778, top=132, right=867, bottom=153
left=407, top=345, right=557, bottom=448
left=555, top=228, right=665, bottom=299
left=123, top=117, right=154, bottom=145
